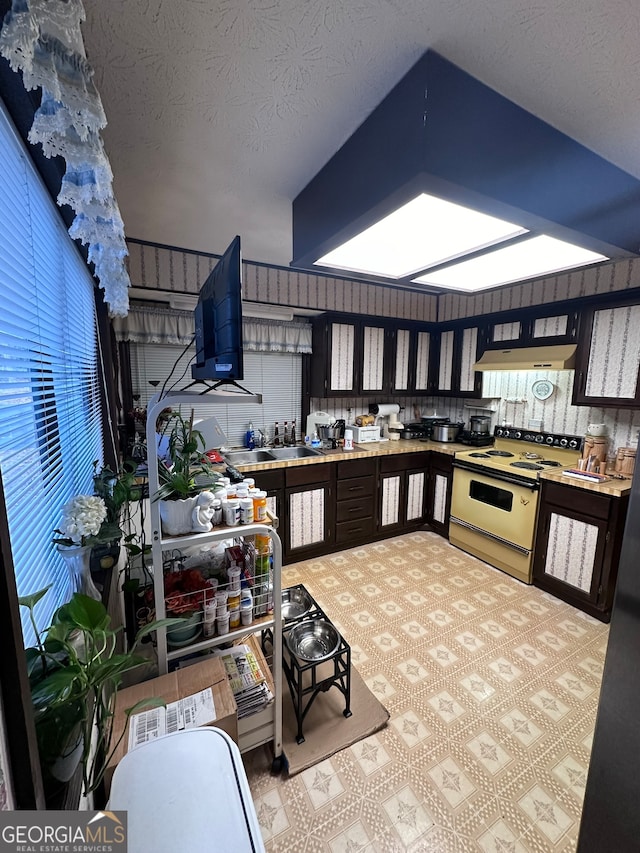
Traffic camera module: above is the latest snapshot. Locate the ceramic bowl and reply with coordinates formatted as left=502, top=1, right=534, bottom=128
left=588, top=423, right=606, bottom=436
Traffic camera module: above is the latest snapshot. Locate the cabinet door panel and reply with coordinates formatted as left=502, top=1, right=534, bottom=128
left=438, top=330, right=455, bottom=390
left=394, top=328, right=411, bottom=391
left=406, top=471, right=425, bottom=521
left=492, top=321, right=521, bottom=343
left=288, top=488, right=325, bottom=549
left=459, top=327, right=479, bottom=393
left=329, top=323, right=356, bottom=392
left=415, top=331, right=431, bottom=391
left=543, top=513, right=599, bottom=593
left=361, top=325, right=385, bottom=391
left=336, top=497, right=373, bottom=522
left=432, top=473, right=449, bottom=526
left=380, top=476, right=401, bottom=527
left=584, top=305, right=640, bottom=399
left=336, top=517, right=376, bottom=544
left=532, top=314, right=568, bottom=339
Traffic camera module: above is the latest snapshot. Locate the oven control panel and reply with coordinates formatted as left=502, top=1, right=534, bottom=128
left=493, top=426, right=583, bottom=451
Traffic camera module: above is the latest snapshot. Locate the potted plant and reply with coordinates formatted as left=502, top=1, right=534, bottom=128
left=90, top=460, right=144, bottom=579
left=20, top=587, right=182, bottom=803
left=152, top=409, right=223, bottom=535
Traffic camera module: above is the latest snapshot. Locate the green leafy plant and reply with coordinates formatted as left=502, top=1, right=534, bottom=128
left=20, top=587, right=182, bottom=799
left=152, top=408, right=222, bottom=501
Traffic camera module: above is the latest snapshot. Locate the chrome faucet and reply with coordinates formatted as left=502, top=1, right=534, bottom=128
left=254, top=429, right=266, bottom=448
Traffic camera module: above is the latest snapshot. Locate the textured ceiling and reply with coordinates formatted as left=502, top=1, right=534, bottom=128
left=82, top=0, right=640, bottom=272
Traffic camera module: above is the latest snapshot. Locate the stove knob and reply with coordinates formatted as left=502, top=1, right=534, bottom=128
left=560, top=438, right=568, bottom=447
left=496, top=428, right=504, bottom=436
left=534, top=434, right=544, bottom=443
left=546, top=435, right=555, bottom=444
left=514, top=431, right=522, bottom=439
left=569, top=439, right=579, bottom=449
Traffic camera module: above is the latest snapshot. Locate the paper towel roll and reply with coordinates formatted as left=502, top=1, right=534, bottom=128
left=370, top=403, right=400, bottom=416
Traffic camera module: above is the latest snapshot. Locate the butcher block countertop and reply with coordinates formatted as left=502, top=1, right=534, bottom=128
left=540, top=468, right=632, bottom=497
left=226, top=439, right=632, bottom=498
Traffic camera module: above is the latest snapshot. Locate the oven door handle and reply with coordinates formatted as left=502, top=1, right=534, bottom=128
left=452, top=460, right=540, bottom=491
left=449, top=516, right=531, bottom=556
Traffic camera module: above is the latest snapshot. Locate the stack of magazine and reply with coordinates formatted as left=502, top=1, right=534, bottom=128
left=213, top=643, right=273, bottom=718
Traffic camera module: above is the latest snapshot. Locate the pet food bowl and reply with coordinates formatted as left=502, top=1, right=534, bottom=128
left=281, top=586, right=313, bottom=622
left=286, top=619, right=341, bottom=662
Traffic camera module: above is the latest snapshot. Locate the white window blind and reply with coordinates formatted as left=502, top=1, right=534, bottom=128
left=0, top=100, right=104, bottom=645
left=130, top=343, right=302, bottom=447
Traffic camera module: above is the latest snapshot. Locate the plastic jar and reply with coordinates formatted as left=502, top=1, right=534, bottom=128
left=229, top=607, right=241, bottom=629
left=203, top=601, right=216, bottom=637
left=216, top=611, right=230, bottom=635
left=236, top=486, right=249, bottom=500
left=215, top=589, right=228, bottom=616
left=227, top=568, right=241, bottom=594
left=239, top=497, right=254, bottom=524
left=225, top=485, right=238, bottom=500
left=242, top=478, right=256, bottom=491
left=240, top=585, right=253, bottom=626
left=212, top=498, right=222, bottom=526
left=252, top=490, right=268, bottom=523
left=255, top=531, right=270, bottom=555
left=224, top=498, right=240, bottom=526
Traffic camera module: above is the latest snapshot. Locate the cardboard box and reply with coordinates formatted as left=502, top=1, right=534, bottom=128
left=105, top=656, right=237, bottom=795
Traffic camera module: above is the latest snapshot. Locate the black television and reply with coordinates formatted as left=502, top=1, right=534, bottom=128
left=191, top=235, right=244, bottom=382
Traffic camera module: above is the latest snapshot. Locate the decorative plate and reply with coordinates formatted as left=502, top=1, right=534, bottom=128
left=532, top=379, right=554, bottom=400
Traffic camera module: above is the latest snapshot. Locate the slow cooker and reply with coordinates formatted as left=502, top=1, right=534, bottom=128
left=431, top=422, right=464, bottom=442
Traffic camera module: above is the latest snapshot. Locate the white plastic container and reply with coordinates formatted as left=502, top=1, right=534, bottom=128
left=108, top=729, right=265, bottom=852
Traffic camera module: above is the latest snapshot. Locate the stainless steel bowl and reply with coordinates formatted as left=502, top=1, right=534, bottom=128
left=281, top=586, right=313, bottom=621
left=286, top=619, right=341, bottom=662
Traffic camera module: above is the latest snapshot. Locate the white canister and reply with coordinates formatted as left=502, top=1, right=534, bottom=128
left=344, top=429, right=354, bottom=450
left=224, top=498, right=240, bottom=526
left=239, top=497, right=254, bottom=524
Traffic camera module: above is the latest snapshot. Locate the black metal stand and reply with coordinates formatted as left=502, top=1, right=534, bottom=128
left=263, top=584, right=352, bottom=745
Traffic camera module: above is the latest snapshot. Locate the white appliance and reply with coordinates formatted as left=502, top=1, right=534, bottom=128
left=349, top=424, right=381, bottom=443
left=306, top=410, right=333, bottom=439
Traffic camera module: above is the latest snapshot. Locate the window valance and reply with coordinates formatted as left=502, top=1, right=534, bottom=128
left=0, top=0, right=130, bottom=316
left=113, top=305, right=313, bottom=354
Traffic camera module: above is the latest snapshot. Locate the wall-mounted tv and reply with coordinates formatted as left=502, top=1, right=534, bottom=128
left=191, top=235, right=244, bottom=382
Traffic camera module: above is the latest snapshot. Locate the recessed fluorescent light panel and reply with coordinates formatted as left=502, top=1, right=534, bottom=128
left=412, top=235, right=608, bottom=291
left=315, top=193, right=527, bottom=278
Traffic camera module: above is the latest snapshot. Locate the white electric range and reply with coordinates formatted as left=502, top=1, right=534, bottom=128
left=450, top=427, right=583, bottom=584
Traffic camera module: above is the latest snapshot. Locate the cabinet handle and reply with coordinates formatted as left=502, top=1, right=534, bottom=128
left=347, top=486, right=364, bottom=493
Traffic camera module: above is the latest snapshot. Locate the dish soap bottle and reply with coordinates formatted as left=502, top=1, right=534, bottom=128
left=245, top=421, right=255, bottom=450
left=311, top=429, right=321, bottom=449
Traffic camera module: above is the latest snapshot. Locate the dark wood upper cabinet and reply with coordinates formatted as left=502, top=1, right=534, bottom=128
left=573, top=298, right=640, bottom=408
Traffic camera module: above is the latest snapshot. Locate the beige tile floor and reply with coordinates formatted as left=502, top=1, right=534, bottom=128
left=244, top=530, right=608, bottom=852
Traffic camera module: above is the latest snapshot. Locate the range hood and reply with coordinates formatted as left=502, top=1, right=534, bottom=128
left=473, top=344, right=577, bottom=371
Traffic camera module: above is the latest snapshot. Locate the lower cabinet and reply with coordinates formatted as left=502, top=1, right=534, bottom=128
left=284, top=464, right=335, bottom=561
left=426, top=452, right=453, bottom=538
left=336, top=458, right=377, bottom=546
left=379, top=453, right=429, bottom=533
left=532, top=481, right=629, bottom=621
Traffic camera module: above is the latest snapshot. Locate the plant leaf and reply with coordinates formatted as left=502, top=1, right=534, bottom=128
left=18, top=586, right=52, bottom=610
left=63, top=594, right=109, bottom=630
left=31, top=666, right=85, bottom=708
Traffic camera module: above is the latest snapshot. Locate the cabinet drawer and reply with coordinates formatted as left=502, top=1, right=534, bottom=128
left=336, top=516, right=376, bottom=543
left=380, top=453, right=429, bottom=474
left=544, top=481, right=611, bottom=520
left=245, top=468, right=284, bottom=490
left=286, top=463, right=334, bottom=488
left=337, top=475, right=375, bottom=501
left=338, top=458, right=375, bottom=479
left=336, top=497, right=374, bottom=522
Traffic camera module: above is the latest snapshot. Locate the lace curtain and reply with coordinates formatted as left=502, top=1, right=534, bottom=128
left=0, top=0, right=130, bottom=316
left=112, top=305, right=313, bottom=353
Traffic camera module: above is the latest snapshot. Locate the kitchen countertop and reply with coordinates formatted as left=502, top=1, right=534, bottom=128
left=540, top=468, right=632, bottom=497
left=226, top=439, right=632, bottom=497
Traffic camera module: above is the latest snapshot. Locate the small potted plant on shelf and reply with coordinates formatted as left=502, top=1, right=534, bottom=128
left=20, top=587, right=182, bottom=804
left=90, top=460, right=144, bottom=579
left=151, top=408, right=223, bottom=535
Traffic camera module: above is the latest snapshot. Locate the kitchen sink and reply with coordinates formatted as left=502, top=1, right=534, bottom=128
left=267, top=446, right=324, bottom=460
left=222, top=449, right=275, bottom=465
left=222, top=446, right=324, bottom=465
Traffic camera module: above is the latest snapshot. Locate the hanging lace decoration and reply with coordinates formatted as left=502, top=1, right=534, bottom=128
left=0, top=0, right=130, bottom=317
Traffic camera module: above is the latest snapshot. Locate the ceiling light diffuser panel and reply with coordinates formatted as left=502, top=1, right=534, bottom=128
left=292, top=50, right=640, bottom=292
left=412, top=235, right=608, bottom=291
left=316, top=193, right=527, bottom=278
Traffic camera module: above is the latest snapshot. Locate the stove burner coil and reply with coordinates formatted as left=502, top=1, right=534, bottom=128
left=539, top=460, right=561, bottom=467
left=511, top=461, right=543, bottom=470
left=469, top=452, right=491, bottom=458
left=487, top=450, right=515, bottom=457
